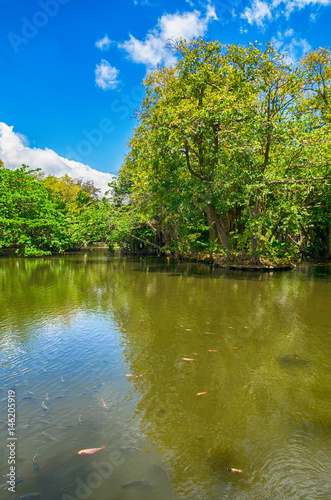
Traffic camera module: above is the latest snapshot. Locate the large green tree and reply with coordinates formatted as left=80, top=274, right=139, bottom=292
left=117, top=39, right=331, bottom=263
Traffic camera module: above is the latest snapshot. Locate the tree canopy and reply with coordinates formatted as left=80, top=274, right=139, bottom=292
left=114, top=39, right=331, bottom=263
left=1, top=40, right=330, bottom=263
left=0, top=165, right=112, bottom=256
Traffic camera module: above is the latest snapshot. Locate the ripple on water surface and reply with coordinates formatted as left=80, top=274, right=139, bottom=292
left=1, top=254, right=331, bottom=499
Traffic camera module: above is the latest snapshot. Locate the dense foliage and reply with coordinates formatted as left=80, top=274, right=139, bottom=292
left=0, top=165, right=112, bottom=256
left=1, top=40, right=330, bottom=263
left=114, top=39, right=331, bottom=264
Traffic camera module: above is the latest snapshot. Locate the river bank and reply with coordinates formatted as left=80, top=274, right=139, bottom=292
left=2, top=244, right=329, bottom=272
left=179, top=252, right=297, bottom=271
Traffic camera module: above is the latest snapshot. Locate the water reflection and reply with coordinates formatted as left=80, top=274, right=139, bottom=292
left=0, top=252, right=331, bottom=499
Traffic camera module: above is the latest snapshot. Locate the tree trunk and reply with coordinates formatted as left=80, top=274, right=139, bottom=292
left=250, top=193, right=261, bottom=265
left=251, top=236, right=260, bottom=265
left=206, top=204, right=229, bottom=250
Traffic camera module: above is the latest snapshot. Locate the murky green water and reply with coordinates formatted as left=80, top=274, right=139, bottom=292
left=1, top=251, right=331, bottom=499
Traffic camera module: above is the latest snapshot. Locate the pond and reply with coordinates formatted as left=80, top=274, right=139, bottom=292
left=1, top=250, right=331, bottom=499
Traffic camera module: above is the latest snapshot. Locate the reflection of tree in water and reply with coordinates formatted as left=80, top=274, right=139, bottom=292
left=0, top=251, right=118, bottom=338
left=106, top=260, right=331, bottom=497
left=1, top=253, right=331, bottom=497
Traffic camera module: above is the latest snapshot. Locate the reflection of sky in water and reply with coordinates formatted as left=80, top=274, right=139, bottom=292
left=0, top=253, right=331, bottom=499
left=1, top=312, right=177, bottom=499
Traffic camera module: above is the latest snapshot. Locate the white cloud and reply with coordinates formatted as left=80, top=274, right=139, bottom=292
left=271, top=29, right=312, bottom=64
left=241, top=0, right=272, bottom=27
left=241, top=0, right=331, bottom=26
left=284, top=27, right=294, bottom=36
left=119, top=7, right=217, bottom=68
left=95, top=60, right=120, bottom=90
left=95, top=34, right=112, bottom=51
left=120, top=34, right=176, bottom=67
left=0, top=123, right=114, bottom=196
left=272, top=0, right=331, bottom=13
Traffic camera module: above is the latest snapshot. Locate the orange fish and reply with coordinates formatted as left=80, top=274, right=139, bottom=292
left=208, top=350, right=219, bottom=352
left=101, top=399, right=109, bottom=410
left=196, top=392, right=209, bottom=396
left=78, top=445, right=106, bottom=455
left=182, top=358, right=197, bottom=362
left=232, top=347, right=240, bottom=350
left=225, top=467, right=243, bottom=473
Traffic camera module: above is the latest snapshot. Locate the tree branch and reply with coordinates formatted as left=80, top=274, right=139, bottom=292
left=130, top=234, right=164, bottom=251
left=184, top=138, right=209, bottom=181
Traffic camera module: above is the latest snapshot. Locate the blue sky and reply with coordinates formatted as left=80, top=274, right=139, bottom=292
left=0, top=0, right=330, bottom=193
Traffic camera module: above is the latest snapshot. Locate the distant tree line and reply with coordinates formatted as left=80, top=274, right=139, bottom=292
left=0, top=163, right=112, bottom=256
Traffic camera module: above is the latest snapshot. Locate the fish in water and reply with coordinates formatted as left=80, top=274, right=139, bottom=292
left=224, top=467, right=243, bottom=473
left=1, top=479, right=23, bottom=490
left=78, top=445, right=106, bottom=455
left=45, top=393, right=49, bottom=401
left=38, top=419, right=50, bottom=425
left=101, top=399, right=109, bottom=410
left=32, top=454, right=39, bottom=470
left=60, top=482, right=76, bottom=493
left=41, top=402, right=49, bottom=410
left=42, top=431, right=57, bottom=441
left=278, top=354, right=310, bottom=367
left=1, top=478, right=23, bottom=490
left=121, top=481, right=153, bottom=488
left=15, top=493, right=41, bottom=499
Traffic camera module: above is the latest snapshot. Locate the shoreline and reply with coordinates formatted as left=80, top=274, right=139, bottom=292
left=2, top=245, right=329, bottom=271
left=176, top=253, right=297, bottom=271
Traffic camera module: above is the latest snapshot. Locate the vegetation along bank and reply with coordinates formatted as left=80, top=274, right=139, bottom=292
left=1, top=39, right=330, bottom=266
